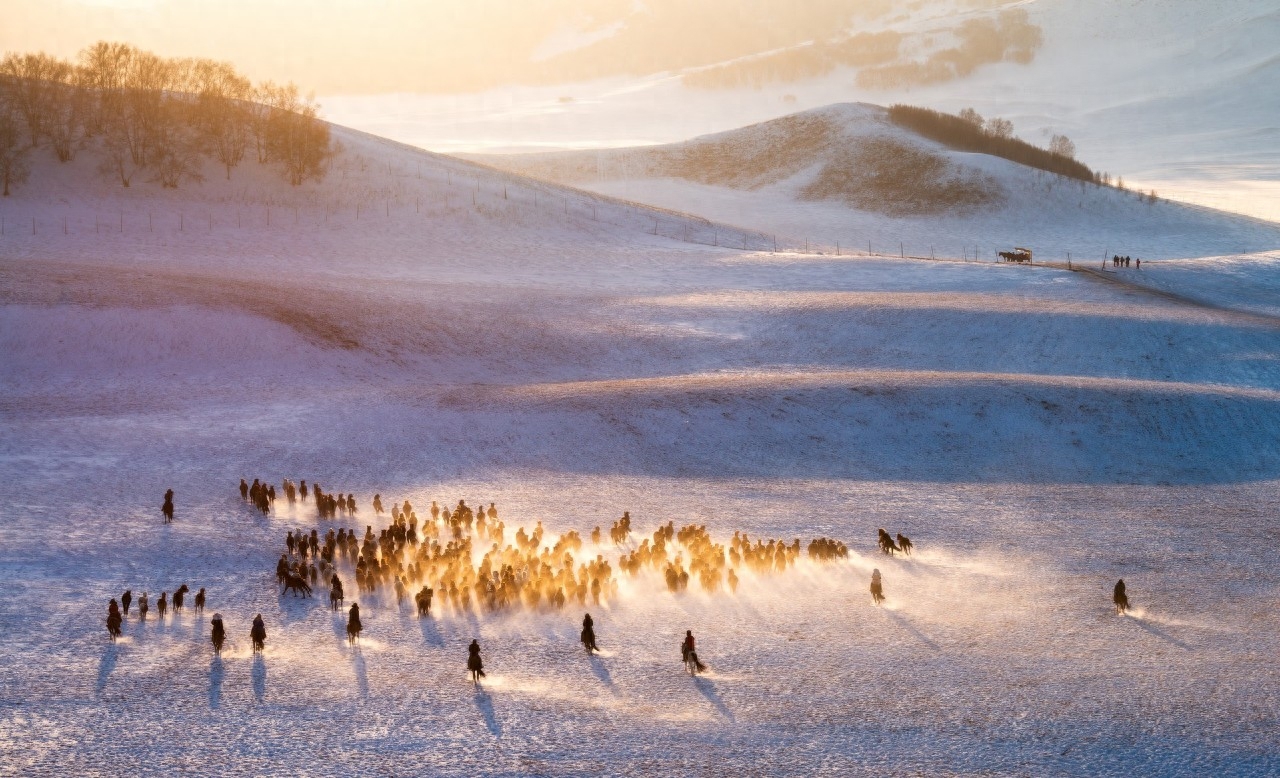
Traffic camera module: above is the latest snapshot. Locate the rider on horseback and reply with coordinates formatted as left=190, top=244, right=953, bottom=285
left=251, top=614, right=267, bottom=652
left=681, top=630, right=706, bottom=673
left=210, top=613, right=226, bottom=654
left=467, top=639, right=486, bottom=682
left=1113, top=579, right=1129, bottom=614
left=581, top=613, right=598, bottom=653
left=347, top=603, right=363, bottom=643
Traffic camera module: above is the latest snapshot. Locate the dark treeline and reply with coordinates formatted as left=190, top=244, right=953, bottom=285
left=887, top=104, right=1097, bottom=184
left=857, top=9, right=1042, bottom=90
left=0, top=42, right=332, bottom=196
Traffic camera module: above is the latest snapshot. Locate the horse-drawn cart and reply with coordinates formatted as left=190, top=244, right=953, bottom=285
left=998, top=247, right=1033, bottom=264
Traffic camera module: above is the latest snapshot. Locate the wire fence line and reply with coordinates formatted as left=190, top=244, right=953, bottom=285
left=0, top=156, right=1068, bottom=266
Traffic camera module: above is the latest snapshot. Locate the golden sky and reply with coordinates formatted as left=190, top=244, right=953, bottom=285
left=1, top=0, right=885, bottom=94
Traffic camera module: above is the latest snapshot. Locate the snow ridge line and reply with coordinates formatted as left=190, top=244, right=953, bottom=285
left=457, top=369, right=1280, bottom=403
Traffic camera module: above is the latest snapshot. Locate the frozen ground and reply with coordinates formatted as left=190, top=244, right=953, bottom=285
left=1, top=128, right=1279, bottom=776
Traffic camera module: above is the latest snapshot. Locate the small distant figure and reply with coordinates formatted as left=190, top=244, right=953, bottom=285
left=106, top=599, right=123, bottom=641
left=173, top=584, right=189, bottom=611
left=877, top=529, right=899, bottom=556
left=161, top=489, right=175, bottom=523
left=581, top=613, right=598, bottom=653
left=121, top=589, right=132, bottom=616
left=250, top=614, right=267, bottom=653
left=681, top=630, right=706, bottom=674
left=194, top=587, right=206, bottom=614
left=239, top=479, right=249, bottom=500
left=210, top=613, right=225, bottom=654
left=138, top=592, right=149, bottom=621
left=467, top=639, right=486, bottom=683
left=896, top=533, right=913, bottom=555
left=347, top=603, right=363, bottom=644
left=157, top=592, right=168, bottom=618
left=373, top=494, right=383, bottom=515
left=870, top=569, right=885, bottom=606
left=1113, top=579, right=1129, bottom=615
left=1135, top=258, right=1141, bottom=269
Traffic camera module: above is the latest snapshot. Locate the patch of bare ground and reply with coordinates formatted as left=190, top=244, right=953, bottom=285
left=799, top=137, right=1003, bottom=216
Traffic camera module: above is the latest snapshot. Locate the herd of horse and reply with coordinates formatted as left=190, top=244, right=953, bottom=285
left=115, top=487, right=1136, bottom=687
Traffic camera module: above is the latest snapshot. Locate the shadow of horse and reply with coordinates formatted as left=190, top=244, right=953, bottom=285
left=693, top=676, right=735, bottom=723
left=474, top=686, right=502, bottom=737
left=1130, top=616, right=1191, bottom=650
left=209, top=656, right=224, bottom=709
left=884, top=610, right=941, bottom=651
left=95, top=644, right=119, bottom=694
left=352, top=648, right=369, bottom=699
left=419, top=616, right=445, bottom=647
left=588, top=653, right=617, bottom=694
left=252, top=653, right=266, bottom=702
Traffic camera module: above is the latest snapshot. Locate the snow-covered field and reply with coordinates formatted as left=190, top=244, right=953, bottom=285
left=2, top=126, right=1279, bottom=776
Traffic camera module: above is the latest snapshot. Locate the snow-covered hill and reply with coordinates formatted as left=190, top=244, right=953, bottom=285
left=324, top=0, right=1280, bottom=221
left=472, top=103, right=1280, bottom=260
left=2, top=115, right=1280, bottom=775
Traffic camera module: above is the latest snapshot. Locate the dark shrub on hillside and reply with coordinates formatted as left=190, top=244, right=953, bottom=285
left=888, top=104, right=1096, bottom=183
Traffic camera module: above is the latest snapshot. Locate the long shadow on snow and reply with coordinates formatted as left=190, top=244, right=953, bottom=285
left=883, top=609, right=941, bottom=651
left=1129, top=616, right=1192, bottom=650
left=435, top=379, right=1280, bottom=486
left=352, top=647, right=369, bottom=699
left=252, top=654, right=266, bottom=702
left=587, top=653, right=617, bottom=693
left=95, top=644, right=119, bottom=694
left=474, top=686, right=502, bottom=737
left=208, top=656, right=224, bottom=709
left=419, top=616, right=445, bottom=647
left=693, top=676, right=735, bottom=723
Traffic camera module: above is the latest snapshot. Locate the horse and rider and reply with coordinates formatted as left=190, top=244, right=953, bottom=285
left=581, top=614, right=598, bottom=653
left=251, top=614, right=267, bottom=653
left=210, top=614, right=226, bottom=654
left=870, top=569, right=885, bottom=605
left=347, top=603, right=363, bottom=644
left=468, top=639, right=486, bottom=683
left=1113, top=579, right=1129, bottom=614
left=681, top=630, right=706, bottom=674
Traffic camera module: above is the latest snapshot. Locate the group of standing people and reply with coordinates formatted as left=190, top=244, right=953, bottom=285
left=1110, top=255, right=1140, bottom=268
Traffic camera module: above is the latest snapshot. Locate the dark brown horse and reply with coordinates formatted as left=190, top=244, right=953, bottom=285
left=281, top=574, right=312, bottom=598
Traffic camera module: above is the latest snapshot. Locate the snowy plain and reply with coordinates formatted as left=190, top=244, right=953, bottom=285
left=1, top=123, right=1279, bottom=777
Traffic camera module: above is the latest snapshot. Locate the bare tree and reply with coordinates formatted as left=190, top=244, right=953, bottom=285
left=78, top=41, right=135, bottom=136
left=1048, top=133, right=1075, bottom=159
left=0, top=108, right=31, bottom=195
left=99, top=118, right=139, bottom=187
left=193, top=60, right=251, bottom=179
left=958, top=107, right=983, bottom=127
left=0, top=52, right=72, bottom=146
left=985, top=117, right=1014, bottom=139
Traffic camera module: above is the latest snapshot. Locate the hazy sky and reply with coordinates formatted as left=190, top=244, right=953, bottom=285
left=1, top=0, right=887, bottom=94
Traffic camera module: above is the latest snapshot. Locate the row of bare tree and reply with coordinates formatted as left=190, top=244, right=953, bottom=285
left=0, top=41, right=332, bottom=196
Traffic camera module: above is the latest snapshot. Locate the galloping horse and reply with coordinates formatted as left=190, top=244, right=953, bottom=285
left=281, top=574, right=312, bottom=598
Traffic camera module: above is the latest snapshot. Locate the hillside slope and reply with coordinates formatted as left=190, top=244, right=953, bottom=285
left=471, top=103, right=1280, bottom=260
left=3, top=115, right=1280, bottom=775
